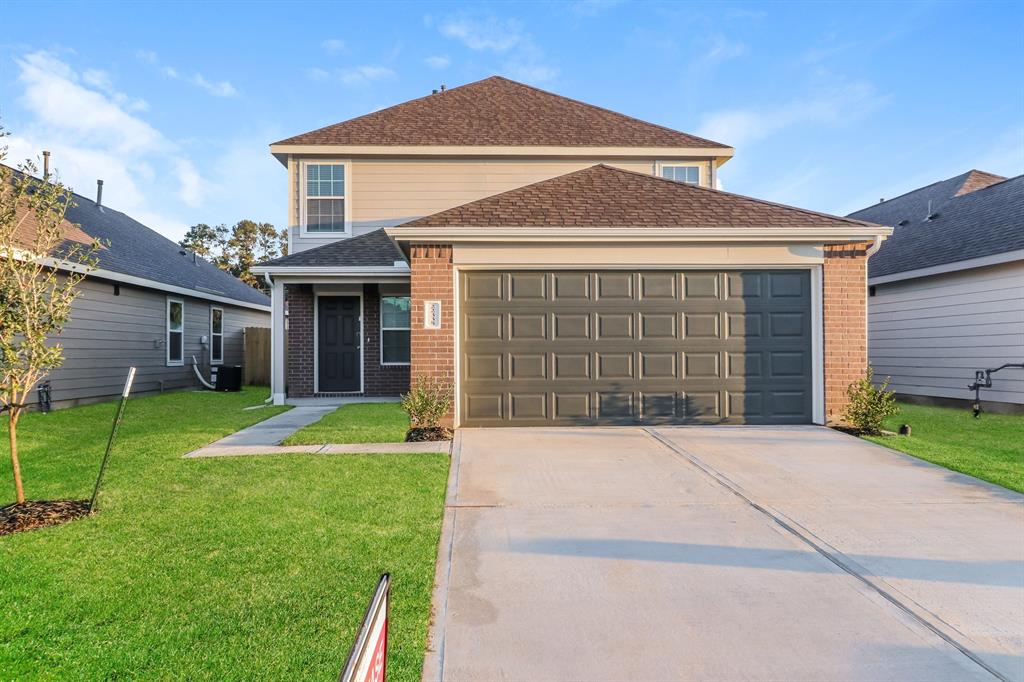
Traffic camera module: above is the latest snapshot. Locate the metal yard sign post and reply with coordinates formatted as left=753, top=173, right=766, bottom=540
left=89, top=366, right=136, bottom=513
left=340, top=574, right=390, bottom=682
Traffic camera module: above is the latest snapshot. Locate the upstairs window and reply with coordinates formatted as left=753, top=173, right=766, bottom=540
left=659, top=164, right=701, bottom=185
left=302, top=162, right=347, bottom=233
left=380, top=296, right=411, bottom=365
left=167, top=298, right=184, bottom=366
left=210, top=307, right=224, bottom=365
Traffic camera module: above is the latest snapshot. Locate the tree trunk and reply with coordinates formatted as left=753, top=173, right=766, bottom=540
left=8, top=410, right=24, bottom=504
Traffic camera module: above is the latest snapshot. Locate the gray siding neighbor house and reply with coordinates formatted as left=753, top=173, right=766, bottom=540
left=11, top=169, right=271, bottom=409
left=849, top=171, right=1024, bottom=412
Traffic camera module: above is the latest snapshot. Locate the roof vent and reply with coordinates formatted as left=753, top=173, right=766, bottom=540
left=897, top=219, right=909, bottom=226
left=43, top=150, right=50, bottom=180
left=96, top=179, right=104, bottom=208
left=924, top=199, right=939, bottom=221
left=440, top=84, right=446, bottom=93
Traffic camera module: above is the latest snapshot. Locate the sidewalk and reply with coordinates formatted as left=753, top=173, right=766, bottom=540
left=183, top=405, right=451, bottom=458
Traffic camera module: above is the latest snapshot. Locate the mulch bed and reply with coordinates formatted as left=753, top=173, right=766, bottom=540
left=0, top=499, right=91, bottom=536
left=406, top=427, right=454, bottom=442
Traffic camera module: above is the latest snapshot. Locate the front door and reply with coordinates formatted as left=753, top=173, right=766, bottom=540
left=318, top=296, right=360, bottom=392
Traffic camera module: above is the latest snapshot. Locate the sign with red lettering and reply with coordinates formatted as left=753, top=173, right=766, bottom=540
left=340, top=574, right=390, bottom=682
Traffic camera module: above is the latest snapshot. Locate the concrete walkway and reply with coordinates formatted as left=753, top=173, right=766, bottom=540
left=426, top=426, right=1023, bottom=681
left=183, top=405, right=450, bottom=457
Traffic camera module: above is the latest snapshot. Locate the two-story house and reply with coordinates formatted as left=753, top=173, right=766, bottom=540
left=253, top=76, right=891, bottom=426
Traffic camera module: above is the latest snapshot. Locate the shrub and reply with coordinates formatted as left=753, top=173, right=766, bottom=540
left=842, top=366, right=900, bottom=435
left=401, top=376, right=452, bottom=429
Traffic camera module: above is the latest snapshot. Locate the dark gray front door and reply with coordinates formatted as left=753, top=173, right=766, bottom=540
left=318, top=296, right=360, bottom=392
left=460, top=270, right=813, bottom=426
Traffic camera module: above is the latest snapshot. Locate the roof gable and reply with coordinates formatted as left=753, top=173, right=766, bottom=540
left=399, top=164, right=875, bottom=229
left=274, top=76, right=728, bottom=149
left=256, top=228, right=403, bottom=268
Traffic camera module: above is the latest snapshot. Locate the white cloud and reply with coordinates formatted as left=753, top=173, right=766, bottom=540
left=189, top=73, right=238, bottom=98
left=438, top=13, right=557, bottom=84
left=175, top=158, right=204, bottom=207
left=704, top=35, right=747, bottom=64
left=306, top=67, right=331, bottom=82
left=440, top=16, right=523, bottom=52
left=321, top=39, right=346, bottom=55
left=697, top=80, right=883, bottom=147
left=425, top=55, right=451, bottom=69
left=7, top=51, right=204, bottom=240
left=134, top=49, right=158, bottom=64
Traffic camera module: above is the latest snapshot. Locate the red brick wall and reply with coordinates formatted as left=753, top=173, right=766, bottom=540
left=363, top=284, right=411, bottom=396
left=285, top=283, right=410, bottom=398
left=285, top=284, right=314, bottom=397
left=823, top=242, right=869, bottom=423
left=410, top=244, right=455, bottom=424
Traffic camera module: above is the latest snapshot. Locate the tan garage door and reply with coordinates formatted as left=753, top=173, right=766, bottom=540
left=459, top=270, right=814, bottom=426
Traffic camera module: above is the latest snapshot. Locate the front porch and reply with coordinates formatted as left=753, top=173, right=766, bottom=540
left=267, top=279, right=411, bottom=405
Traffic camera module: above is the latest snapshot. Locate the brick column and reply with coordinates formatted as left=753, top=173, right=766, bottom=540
left=823, top=242, right=869, bottom=423
left=284, top=284, right=314, bottom=397
left=410, top=244, right=455, bottom=424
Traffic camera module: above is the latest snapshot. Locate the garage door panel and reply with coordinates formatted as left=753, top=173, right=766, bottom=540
left=460, top=270, right=812, bottom=426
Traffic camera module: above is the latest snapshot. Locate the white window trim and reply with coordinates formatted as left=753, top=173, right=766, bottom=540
left=166, top=297, right=184, bottom=367
left=654, top=161, right=704, bottom=186
left=210, top=306, right=224, bottom=366
left=380, top=295, right=411, bottom=366
left=299, top=159, right=352, bottom=237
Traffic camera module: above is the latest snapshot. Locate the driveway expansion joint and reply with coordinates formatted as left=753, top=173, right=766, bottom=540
left=643, top=426, right=1010, bottom=682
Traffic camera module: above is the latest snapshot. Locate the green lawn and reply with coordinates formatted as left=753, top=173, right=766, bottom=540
left=864, top=402, right=1024, bottom=493
left=0, top=388, right=448, bottom=680
left=283, top=402, right=410, bottom=445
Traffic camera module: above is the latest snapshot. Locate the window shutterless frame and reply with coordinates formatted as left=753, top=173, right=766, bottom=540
left=380, top=295, right=411, bottom=366
left=210, top=306, right=224, bottom=365
left=299, top=159, right=352, bottom=236
left=166, top=297, right=184, bottom=367
left=654, top=161, right=703, bottom=186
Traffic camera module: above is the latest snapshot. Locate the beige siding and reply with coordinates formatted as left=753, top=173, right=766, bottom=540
left=43, top=276, right=270, bottom=409
left=868, top=261, right=1024, bottom=405
left=291, top=156, right=714, bottom=253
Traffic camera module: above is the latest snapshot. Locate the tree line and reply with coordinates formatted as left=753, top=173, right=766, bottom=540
left=178, top=220, right=288, bottom=292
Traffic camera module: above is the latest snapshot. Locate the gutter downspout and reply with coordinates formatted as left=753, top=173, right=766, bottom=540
left=865, top=234, right=885, bottom=258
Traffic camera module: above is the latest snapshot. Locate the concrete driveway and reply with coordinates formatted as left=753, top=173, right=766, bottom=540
left=425, top=426, right=1024, bottom=682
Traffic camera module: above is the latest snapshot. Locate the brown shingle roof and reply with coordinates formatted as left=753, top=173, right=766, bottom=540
left=400, top=165, right=878, bottom=229
left=274, top=76, right=728, bottom=149
left=954, top=169, right=1008, bottom=196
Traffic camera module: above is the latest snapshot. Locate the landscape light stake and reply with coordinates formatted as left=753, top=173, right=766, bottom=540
left=89, top=367, right=136, bottom=513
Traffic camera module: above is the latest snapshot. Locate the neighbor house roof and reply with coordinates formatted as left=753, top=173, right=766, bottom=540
left=255, top=228, right=404, bottom=269
left=848, top=170, right=1023, bottom=279
left=399, top=164, right=877, bottom=229
left=273, top=76, right=729, bottom=150
left=5, top=165, right=270, bottom=308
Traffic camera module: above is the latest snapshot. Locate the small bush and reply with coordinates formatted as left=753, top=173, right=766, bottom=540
left=843, top=366, right=900, bottom=435
left=401, top=376, right=452, bottom=429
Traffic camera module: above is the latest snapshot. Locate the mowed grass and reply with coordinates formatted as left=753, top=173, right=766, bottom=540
left=0, top=388, right=448, bottom=680
left=283, top=402, right=409, bottom=445
left=864, top=402, right=1024, bottom=493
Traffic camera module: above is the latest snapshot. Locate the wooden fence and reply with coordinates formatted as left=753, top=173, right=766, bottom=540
left=244, top=327, right=271, bottom=386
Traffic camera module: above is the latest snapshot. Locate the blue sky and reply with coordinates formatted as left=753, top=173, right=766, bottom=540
left=2, top=0, right=1022, bottom=240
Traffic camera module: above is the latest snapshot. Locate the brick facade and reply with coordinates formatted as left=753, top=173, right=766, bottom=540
left=362, top=284, right=412, bottom=396
left=823, top=242, right=870, bottom=423
left=409, top=244, right=456, bottom=425
left=284, top=283, right=410, bottom=398
left=285, top=284, right=314, bottom=397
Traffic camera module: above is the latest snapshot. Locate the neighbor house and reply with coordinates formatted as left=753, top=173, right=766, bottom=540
left=253, top=76, right=892, bottom=426
left=8, top=166, right=271, bottom=409
left=849, top=171, right=1023, bottom=412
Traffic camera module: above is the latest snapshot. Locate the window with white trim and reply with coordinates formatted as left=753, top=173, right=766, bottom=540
left=166, top=298, right=184, bottom=366
left=380, top=296, right=411, bottom=365
left=659, top=164, right=701, bottom=185
left=210, top=307, right=224, bottom=365
left=302, top=162, right=347, bottom=233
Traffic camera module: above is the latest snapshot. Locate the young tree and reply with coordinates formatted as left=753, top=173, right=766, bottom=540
left=0, top=135, right=99, bottom=503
